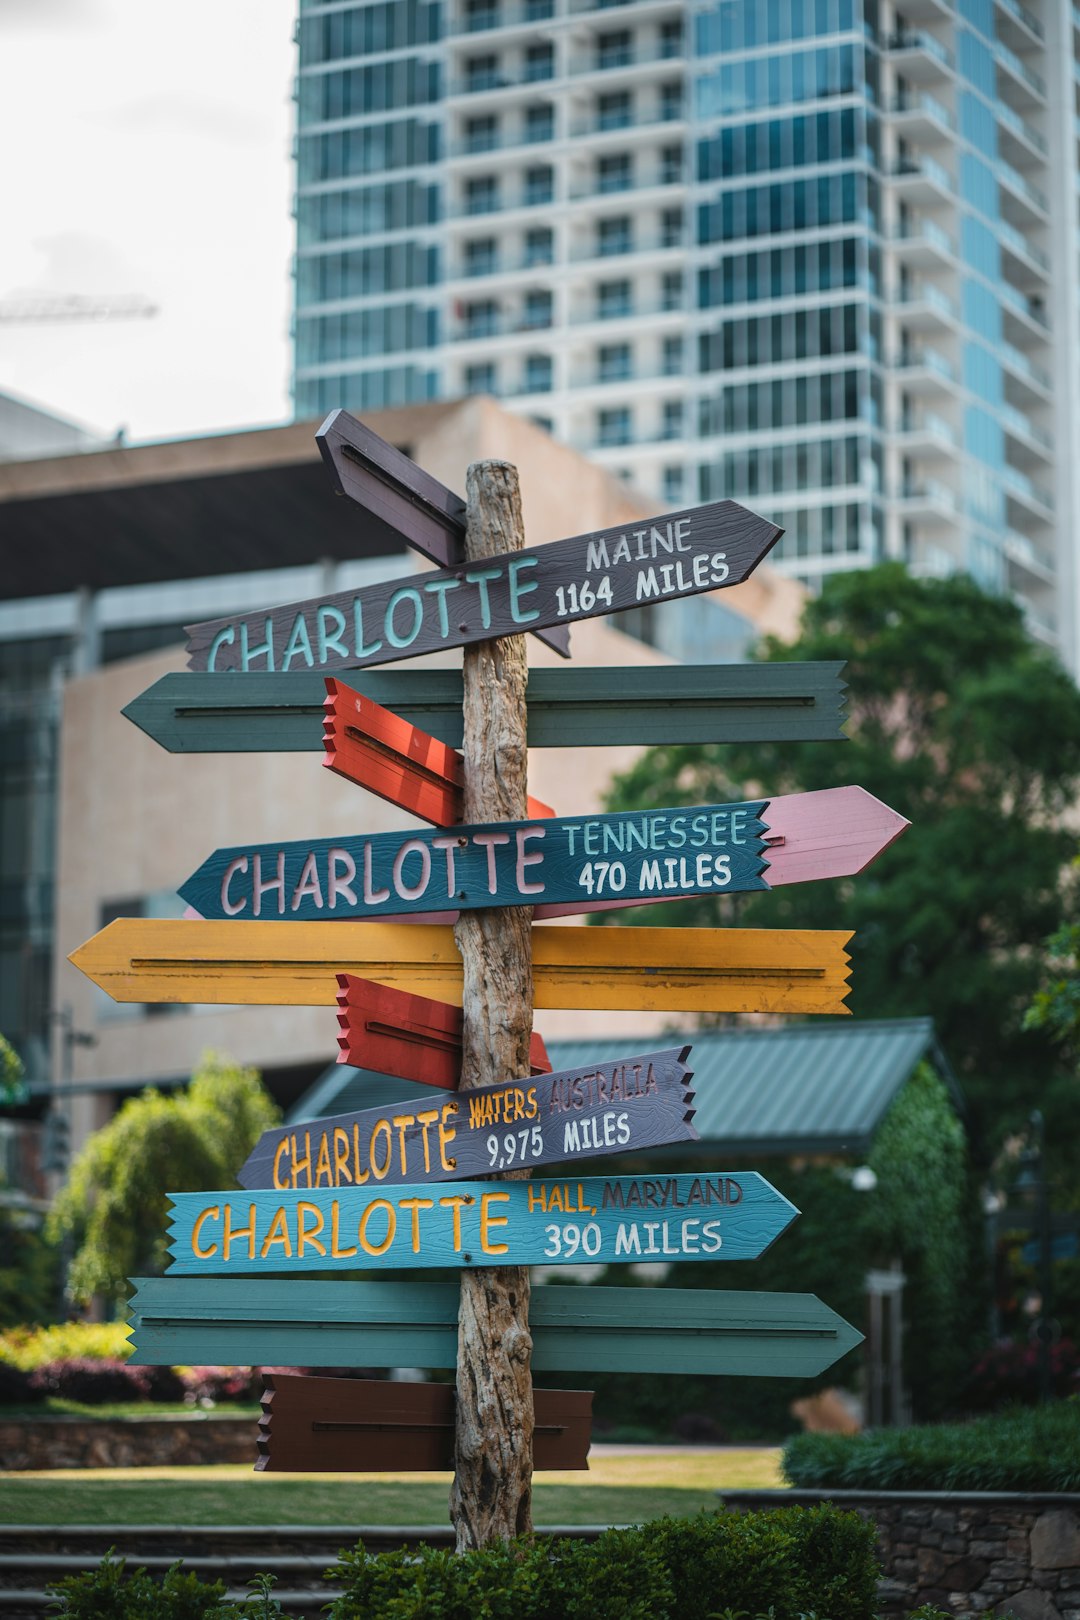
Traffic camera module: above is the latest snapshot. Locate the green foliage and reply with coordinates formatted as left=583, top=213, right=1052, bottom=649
left=48, top=1549, right=226, bottom=1618
left=0, top=1033, right=27, bottom=1105
left=603, top=564, right=1080, bottom=1157
left=0, top=1319, right=133, bottom=1368
left=1025, top=918, right=1080, bottom=1058
left=0, top=1204, right=58, bottom=1328
left=46, top=1052, right=280, bottom=1305
left=326, top=1506, right=879, bottom=1620
left=782, top=1400, right=1080, bottom=1491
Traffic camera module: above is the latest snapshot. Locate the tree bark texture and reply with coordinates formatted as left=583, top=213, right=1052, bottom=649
left=449, top=460, right=535, bottom=1551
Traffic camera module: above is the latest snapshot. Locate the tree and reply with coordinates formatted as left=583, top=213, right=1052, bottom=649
left=0, top=1034, right=26, bottom=1107
left=604, top=564, right=1080, bottom=1159
left=47, top=1051, right=280, bottom=1305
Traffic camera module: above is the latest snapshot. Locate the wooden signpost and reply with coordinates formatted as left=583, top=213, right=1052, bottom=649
left=314, top=407, right=571, bottom=658
left=176, top=800, right=770, bottom=924
left=257, top=1374, right=592, bottom=1473
left=323, top=680, right=555, bottom=825
left=71, top=919, right=853, bottom=1013
left=239, top=1044, right=695, bottom=1189
left=184, top=500, right=782, bottom=675
left=69, top=420, right=888, bottom=1544
left=127, top=1277, right=865, bottom=1379
left=333, top=976, right=552, bottom=1089
left=121, top=662, right=850, bottom=754
left=165, top=1171, right=797, bottom=1276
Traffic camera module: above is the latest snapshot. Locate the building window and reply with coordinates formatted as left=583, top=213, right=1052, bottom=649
left=465, top=114, right=498, bottom=153
left=524, top=165, right=553, bottom=205
left=598, top=405, right=633, bottom=445
left=465, top=54, right=500, bottom=92
left=661, top=270, right=683, bottom=311
left=523, top=353, right=553, bottom=392
left=465, top=175, right=500, bottom=214
left=597, top=279, right=632, bottom=318
left=525, top=103, right=554, bottom=143
left=662, top=335, right=683, bottom=375
left=463, top=300, right=499, bottom=337
left=659, top=82, right=681, bottom=121
left=597, top=90, right=632, bottom=130
left=660, top=399, right=684, bottom=440
left=660, top=143, right=682, bottom=184
left=597, top=29, right=632, bottom=69
left=464, top=361, right=498, bottom=394
left=524, top=226, right=554, bottom=265
left=464, top=238, right=498, bottom=276
left=598, top=216, right=632, bottom=256
left=597, top=153, right=633, bottom=194
left=464, top=0, right=499, bottom=31
left=659, top=18, right=683, bottom=57
left=523, top=288, right=553, bottom=329
left=662, top=465, right=684, bottom=501
left=661, top=207, right=683, bottom=248
left=524, top=42, right=554, bottom=81
left=598, top=342, right=632, bottom=381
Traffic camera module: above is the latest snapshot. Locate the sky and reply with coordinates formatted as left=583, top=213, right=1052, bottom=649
left=0, top=0, right=297, bottom=444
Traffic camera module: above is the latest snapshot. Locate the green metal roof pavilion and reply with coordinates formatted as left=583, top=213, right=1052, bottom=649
left=290, top=1017, right=959, bottom=1159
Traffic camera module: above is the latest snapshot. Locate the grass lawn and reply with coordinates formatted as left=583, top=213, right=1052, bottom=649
left=0, top=1449, right=784, bottom=1528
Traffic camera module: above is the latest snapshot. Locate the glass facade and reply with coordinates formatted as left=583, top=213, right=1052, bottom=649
left=292, top=0, right=1063, bottom=618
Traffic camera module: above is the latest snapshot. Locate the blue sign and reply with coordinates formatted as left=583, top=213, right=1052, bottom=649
left=178, top=801, right=769, bottom=923
left=166, top=1171, right=798, bottom=1275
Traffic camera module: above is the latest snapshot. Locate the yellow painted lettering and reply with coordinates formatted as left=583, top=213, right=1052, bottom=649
left=439, top=1193, right=469, bottom=1250
left=392, top=1113, right=415, bottom=1175
left=358, top=1199, right=396, bottom=1256
left=438, top=1102, right=458, bottom=1172
left=314, top=1133, right=333, bottom=1188
left=331, top=1200, right=358, bottom=1258
left=333, top=1127, right=352, bottom=1185
left=191, top=1205, right=220, bottom=1259
left=223, top=1201, right=257, bottom=1261
left=272, top=1139, right=289, bottom=1190
left=290, top=1131, right=312, bottom=1189
left=260, top=1205, right=292, bottom=1259
left=416, top=1108, right=439, bottom=1173
left=399, top=1195, right=434, bottom=1253
left=297, top=1200, right=327, bottom=1258
left=481, top=1191, right=511, bottom=1255
left=370, top=1120, right=392, bottom=1181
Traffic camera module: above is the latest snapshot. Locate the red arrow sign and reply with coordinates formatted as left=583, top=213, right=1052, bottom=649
left=336, top=975, right=552, bottom=1089
left=323, top=677, right=554, bottom=826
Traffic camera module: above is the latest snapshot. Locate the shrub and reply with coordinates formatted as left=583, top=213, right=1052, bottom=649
left=0, top=1360, right=44, bottom=1404
left=326, top=1506, right=879, bottom=1620
left=180, top=1366, right=258, bottom=1406
left=47, top=1549, right=226, bottom=1618
left=31, top=1358, right=152, bottom=1404
left=782, top=1400, right=1080, bottom=1492
left=965, top=1338, right=1080, bottom=1409
left=0, top=1320, right=132, bottom=1370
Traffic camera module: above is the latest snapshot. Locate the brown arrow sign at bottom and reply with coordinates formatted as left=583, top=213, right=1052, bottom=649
left=257, top=1374, right=591, bottom=1472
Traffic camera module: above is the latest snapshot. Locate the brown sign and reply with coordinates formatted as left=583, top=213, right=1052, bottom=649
left=185, top=499, right=782, bottom=675
left=256, top=1374, right=592, bottom=1472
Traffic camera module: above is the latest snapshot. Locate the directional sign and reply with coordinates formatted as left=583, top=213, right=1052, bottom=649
left=177, top=800, right=769, bottom=924
left=237, top=1045, right=696, bottom=1191
left=184, top=500, right=782, bottom=674
left=122, top=663, right=849, bottom=754
left=70, top=920, right=853, bottom=1014
left=323, top=679, right=554, bottom=825
left=334, top=977, right=552, bottom=1090
left=257, top=1374, right=592, bottom=1472
left=315, top=408, right=570, bottom=658
left=533, top=787, right=910, bottom=921
left=166, top=1172, right=797, bottom=1276
left=127, top=1278, right=864, bottom=1378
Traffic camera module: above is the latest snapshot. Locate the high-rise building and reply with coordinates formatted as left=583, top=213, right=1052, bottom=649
left=291, top=0, right=1078, bottom=672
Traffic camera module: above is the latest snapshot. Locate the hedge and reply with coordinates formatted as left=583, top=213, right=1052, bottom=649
left=48, top=1508, right=881, bottom=1620
left=783, top=1400, right=1080, bottom=1492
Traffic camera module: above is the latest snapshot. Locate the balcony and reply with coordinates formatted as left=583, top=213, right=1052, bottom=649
left=568, top=231, right=684, bottom=261
left=889, top=216, right=956, bottom=268
left=995, top=40, right=1046, bottom=104
left=1001, top=401, right=1053, bottom=459
left=450, top=125, right=555, bottom=159
left=570, top=296, right=685, bottom=326
left=1002, top=463, right=1054, bottom=519
left=568, top=169, right=686, bottom=202
left=996, top=99, right=1047, bottom=160
left=896, top=478, right=959, bottom=520
left=891, top=346, right=957, bottom=391
left=884, top=29, right=955, bottom=79
left=449, top=62, right=555, bottom=98
left=569, top=44, right=686, bottom=77
left=1004, top=529, right=1055, bottom=584
left=887, top=89, right=955, bottom=138
left=997, top=218, right=1050, bottom=280
left=889, top=153, right=955, bottom=203
left=999, top=280, right=1050, bottom=340
left=450, top=309, right=555, bottom=342
left=1000, top=339, right=1051, bottom=395
left=995, top=0, right=1044, bottom=47
left=998, top=159, right=1048, bottom=220
left=449, top=186, right=557, bottom=219
left=896, top=410, right=959, bottom=456
left=891, top=282, right=959, bottom=331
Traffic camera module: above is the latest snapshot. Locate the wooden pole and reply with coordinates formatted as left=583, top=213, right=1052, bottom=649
left=449, top=460, right=535, bottom=1550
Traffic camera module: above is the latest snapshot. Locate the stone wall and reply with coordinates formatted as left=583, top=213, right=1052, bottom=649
left=720, top=1490, right=1080, bottom=1620
left=0, top=1412, right=255, bottom=1470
